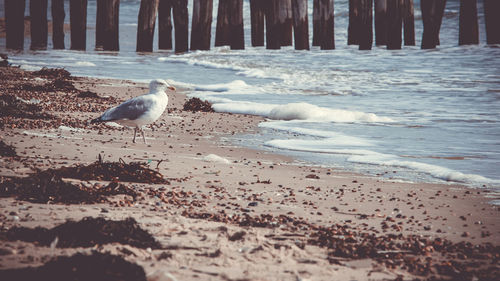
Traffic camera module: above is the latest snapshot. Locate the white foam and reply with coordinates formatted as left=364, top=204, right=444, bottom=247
left=268, top=103, right=394, bottom=122
left=75, top=61, right=96, bottom=67
left=347, top=153, right=499, bottom=185
left=203, top=154, right=231, bottom=164
left=213, top=101, right=393, bottom=123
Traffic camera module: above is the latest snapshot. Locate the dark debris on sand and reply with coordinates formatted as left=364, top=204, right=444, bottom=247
left=0, top=252, right=147, bottom=281
left=183, top=97, right=214, bottom=113
left=1, top=217, right=162, bottom=249
left=53, top=156, right=169, bottom=184
left=0, top=53, right=8, bottom=67
left=32, top=67, right=71, bottom=80
left=0, top=140, right=17, bottom=157
left=0, top=95, right=54, bottom=120
left=0, top=171, right=137, bottom=204
left=182, top=211, right=500, bottom=281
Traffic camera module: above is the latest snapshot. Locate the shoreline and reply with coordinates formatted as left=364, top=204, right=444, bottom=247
left=0, top=65, right=498, bottom=280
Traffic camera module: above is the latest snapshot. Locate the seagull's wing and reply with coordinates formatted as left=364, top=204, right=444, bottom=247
left=100, top=95, right=156, bottom=122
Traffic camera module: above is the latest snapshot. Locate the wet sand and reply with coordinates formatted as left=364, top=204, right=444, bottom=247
left=0, top=64, right=499, bottom=280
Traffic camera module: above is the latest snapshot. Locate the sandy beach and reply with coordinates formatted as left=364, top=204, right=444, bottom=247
left=0, top=62, right=499, bottom=280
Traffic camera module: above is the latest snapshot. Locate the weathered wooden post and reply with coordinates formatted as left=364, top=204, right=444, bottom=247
left=136, top=0, right=158, bottom=52
left=173, top=0, right=189, bottom=53
left=319, top=0, right=335, bottom=50
left=484, top=0, right=500, bottom=44
left=5, top=0, right=26, bottom=50
left=403, top=0, right=415, bottom=45
left=359, top=0, right=373, bottom=50
left=278, top=0, right=293, bottom=46
left=250, top=0, right=265, bottom=47
left=30, top=0, right=48, bottom=50
left=292, top=0, right=309, bottom=50
left=158, top=0, right=173, bottom=50
left=228, top=0, right=244, bottom=50
left=421, top=0, right=446, bottom=49
left=348, top=0, right=360, bottom=45
left=459, top=0, right=478, bottom=45
left=191, top=0, right=213, bottom=51
left=374, top=0, right=387, bottom=46
left=96, top=0, right=105, bottom=50
left=386, top=0, right=402, bottom=50
left=312, top=0, right=321, bottom=46
left=215, top=0, right=230, bottom=46
left=266, top=0, right=281, bottom=49
left=52, top=0, right=65, bottom=49
left=70, top=0, right=88, bottom=50
left=96, top=0, right=120, bottom=51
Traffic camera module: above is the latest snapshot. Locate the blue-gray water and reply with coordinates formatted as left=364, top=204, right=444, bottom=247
left=1, top=0, right=499, bottom=189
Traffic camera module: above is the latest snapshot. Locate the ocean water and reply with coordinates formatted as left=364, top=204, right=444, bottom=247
left=1, top=0, right=499, bottom=189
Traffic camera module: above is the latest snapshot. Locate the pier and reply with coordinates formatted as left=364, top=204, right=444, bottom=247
left=3, top=0, right=500, bottom=52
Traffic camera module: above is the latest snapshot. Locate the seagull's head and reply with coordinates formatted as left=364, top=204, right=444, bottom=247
left=149, top=79, right=176, bottom=93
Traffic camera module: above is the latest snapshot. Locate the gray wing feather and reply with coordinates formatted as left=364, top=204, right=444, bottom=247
left=101, top=96, right=155, bottom=121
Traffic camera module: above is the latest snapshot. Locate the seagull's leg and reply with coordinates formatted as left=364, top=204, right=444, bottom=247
left=133, top=127, right=137, bottom=143
left=141, top=127, right=147, bottom=144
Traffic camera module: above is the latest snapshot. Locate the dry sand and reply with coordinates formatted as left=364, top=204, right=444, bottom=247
left=0, top=64, right=499, bottom=280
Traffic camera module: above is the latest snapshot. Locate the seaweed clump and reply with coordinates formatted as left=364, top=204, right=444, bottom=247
left=183, top=97, right=214, bottom=112
left=0, top=171, right=137, bottom=204
left=0, top=140, right=17, bottom=157
left=0, top=252, right=147, bottom=281
left=0, top=95, right=53, bottom=120
left=1, top=217, right=161, bottom=249
left=53, top=157, right=169, bottom=184
left=32, top=67, right=71, bottom=80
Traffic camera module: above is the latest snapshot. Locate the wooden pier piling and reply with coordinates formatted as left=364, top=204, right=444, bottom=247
left=386, top=0, right=402, bottom=50
left=292, top=0, right=309, bottom=50
left=459, top=0, right=479, bottom=45
left=266, top=0, right=281, bottom=49
left=191, top=0, right=213, bottom=51
left=136, top=0, right=158, bottom=52
left=278, top=0, right=293, bottom=46
left=158, top=0, right=173, bottom=50
left=403, top=0, right=415, bottom=46
left=215, top=0, right=230, bottom=46
left=312, top=0, right=321, bottom=46
left=374, top=0, right=387, bottom=46
left=51, top=0, right=65, bottom=49
left=358, top=0, right=373, bottom=50
left=348, top=0, right=361, bottom=45
left=30, top=0, right=48, bottom=50
left=421, top=0, right=446, bottom=49
left=250, top=0, right=265, bottom=47
left=5, top=0, right=25, bottom=50
left=228, top=0, right=244, bottom=50
left=484, top=0, right=500, bottom=44
left=173, top=0, right=189, bottom=53
left=70, top=0, right=88, bottom=51
left=96, top=0, right=120, bottom=51
left=319, top=0, right=335, bottom=50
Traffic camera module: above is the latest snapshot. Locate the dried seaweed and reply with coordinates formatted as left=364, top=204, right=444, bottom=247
left=0, top=95, right=53, bottom=120
left=0, top=171, right=137, bottom=204
left=0, top=53, right=8, bottom=67
left=0, top=252, right=147, bottom=281
left=183, top=97, right=214, bottom=112
left=1, top=217, right=161, bottom=249
left=182, top=211, right=500, bottom=280
left=0, top=140, right=16, bottom=157
left=52, top=157, right=169, bottom=184
left=32, top=67, right=71, bottom=80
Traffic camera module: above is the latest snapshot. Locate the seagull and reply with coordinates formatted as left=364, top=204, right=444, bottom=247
left=91, top=79, right=175, bottom=144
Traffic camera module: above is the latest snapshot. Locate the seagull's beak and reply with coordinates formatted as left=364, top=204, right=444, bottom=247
left=168, top=86, right=176, bottom=91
